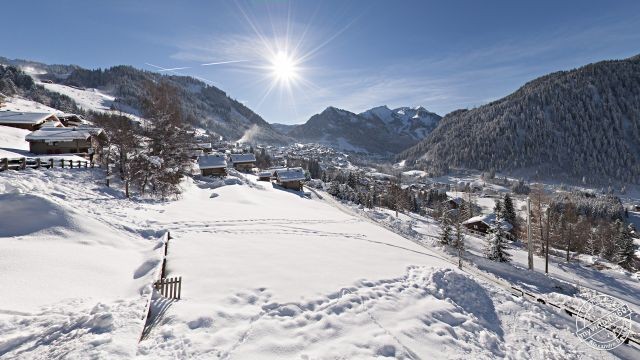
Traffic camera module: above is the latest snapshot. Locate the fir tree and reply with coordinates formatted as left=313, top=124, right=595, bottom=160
left=613, top=222, right=636, bottom=270
left=493, top=199, right=503, bottom=217
left=454, top=217, right=465, bottom=268
left=484, top=216, right=511, bottom=262
left=439, top=212, right=452, bottom=245
left=502, top=194, right=517, bottom=227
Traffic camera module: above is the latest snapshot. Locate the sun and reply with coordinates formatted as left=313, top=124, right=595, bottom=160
left=270, top=51, right=299, bottom=83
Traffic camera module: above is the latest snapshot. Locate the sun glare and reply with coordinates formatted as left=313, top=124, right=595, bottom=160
left=271, top=51, right=298, bottom=82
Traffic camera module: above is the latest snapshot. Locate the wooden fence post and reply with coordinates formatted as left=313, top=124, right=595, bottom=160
left=61, top=159, right=65, bottom=168
left=49, top=158, right=54, bottom=169
left=84, top=161, right=88, bottom=168
left=1, top=158, right=7, bottom=171
left=35, top=158, right=41, bottom=169
left=20, top=158, right=26, bottom=170
left=70, top=160, right=74, bottom=169
left=177, top=276, right=182, bottom=300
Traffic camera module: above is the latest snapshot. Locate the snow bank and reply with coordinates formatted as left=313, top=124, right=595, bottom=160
left=0, top=193, right=73, bottom=236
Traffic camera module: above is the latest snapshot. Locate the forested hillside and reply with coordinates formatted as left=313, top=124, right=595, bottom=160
left=0, top=57, right=291, bottom=144
left=0, top=65, right=81, bottom=113
left=400, top=55, right=640, bottom=184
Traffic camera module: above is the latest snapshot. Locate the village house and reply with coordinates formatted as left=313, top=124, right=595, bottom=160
left=443, top=197, right=463, bottom=209
left=197, top=154, right=227, bottom=176
left=0, top=111, right=61, bottom=131
left=257, top=170, right=273, bottom=181
left=462, top=213, right=513, bottom=236
left=229, top=153, right=256, bottom=172
left=25, top=126, right=105, bottom=158
left=274, top=167, right=306, bottom=191
left=57, top=114, right=86, bottom=127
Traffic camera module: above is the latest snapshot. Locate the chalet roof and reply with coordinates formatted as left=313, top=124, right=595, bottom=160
left=25, top=126, right=103, bottom=142
left=229, top=153, right=256, bottom=163
left=257, top=170, right=273, bottom=177
left=197, top=154, right=227, bottom=169
left=462, top=213, right=513, bottom=232
left=275, top=167, right=306, bottom=182
left=0, top=111, right=58, bottom=125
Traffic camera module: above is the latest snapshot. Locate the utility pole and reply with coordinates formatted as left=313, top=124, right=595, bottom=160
left=527, top=197, right=533, bottom=270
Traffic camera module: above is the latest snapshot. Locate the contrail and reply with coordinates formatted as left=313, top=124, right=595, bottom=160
left=201, top=60, right=248, bottom=66
left=145, top=63, right=189, bottom=72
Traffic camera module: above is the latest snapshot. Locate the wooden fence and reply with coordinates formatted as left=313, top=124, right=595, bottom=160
left=154, top=277, right=182, bottom=300
left=0, top=157, right=93, bottom=172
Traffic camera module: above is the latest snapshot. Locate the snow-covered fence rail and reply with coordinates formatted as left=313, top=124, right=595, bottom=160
left=0, top=157, right=94, bottom=172
left=139, top=231, right=173, bottom=342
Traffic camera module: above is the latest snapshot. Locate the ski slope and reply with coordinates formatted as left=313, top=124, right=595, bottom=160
left=0, top=169, right=635, bottom=359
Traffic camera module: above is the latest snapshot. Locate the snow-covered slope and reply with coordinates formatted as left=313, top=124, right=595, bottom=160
left=0, top=171, right=163, bottom=359
left=38, top=82, right=145, bottom=123
left=1, top=169, right=635, bottom=359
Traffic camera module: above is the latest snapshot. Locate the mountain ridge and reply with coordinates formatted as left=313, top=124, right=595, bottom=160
left=282, top=105, right=441, bottom=154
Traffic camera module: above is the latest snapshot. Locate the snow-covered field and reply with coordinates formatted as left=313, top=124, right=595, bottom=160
left=0, top=167, right=638, bottom=359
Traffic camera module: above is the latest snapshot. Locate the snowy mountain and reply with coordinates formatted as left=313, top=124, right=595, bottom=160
left=399, top=54, right=640, bottom=184
left=360, top=105, right=440, bottom=141
left=284, top=105, right=441, bottom=154
left=0, top=57, right=292, bottom=144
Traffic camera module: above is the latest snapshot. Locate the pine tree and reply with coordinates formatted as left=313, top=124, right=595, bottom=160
left=484, top=216, right=511, bottom=262
left=502, top=194, right=517, bottom=227
left=613, top=222, right=636, bottom=270
left=454, top=217, right=465, bottom=269
left=440, top=212, right=452, bottom=245
left=586, top=230, right=597, bottom=256
left=493, top=199, right=503, bottom=217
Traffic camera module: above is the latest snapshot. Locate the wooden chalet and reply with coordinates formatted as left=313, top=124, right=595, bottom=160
left=229, top=153, right=256, bottom=172
left=444, top=197, right=463, bottom=209
left=462, top=213, right=513, bottom=235
left=25, top=126, right=105, bottom=157
left=197, top=154, right=227, bottom=176
left=274, top=167, right=306, bottom=191
left=257, top=170, right=273, bottom=181
left=0, top=111, right=61, bottom=131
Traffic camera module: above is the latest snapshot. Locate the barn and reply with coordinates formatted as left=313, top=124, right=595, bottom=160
left=197, top=154, right=227, bottom=176
left=0, top=111, right=61, bottom=131
left=274, top=167, right=306, bottom=191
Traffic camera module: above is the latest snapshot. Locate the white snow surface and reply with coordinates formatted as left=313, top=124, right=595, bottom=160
left=0, top=169, right=636, bottom=359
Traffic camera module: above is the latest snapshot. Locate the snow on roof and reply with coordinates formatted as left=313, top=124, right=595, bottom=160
left=197, top=154, right=227, bottom=169
left=0, top=111, right=58, bottom=125
left=462, top=213, right=513, bottom=231
left=229, top=153, right=256, bottom=163
left=257, top=170, right=273, bottom=177
left=25, top=127, right=103, bottom=142
left=275, top=167, right=306, bottom=182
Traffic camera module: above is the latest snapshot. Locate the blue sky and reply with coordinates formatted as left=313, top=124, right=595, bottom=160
left=2, top=0, right=639, bottom=124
